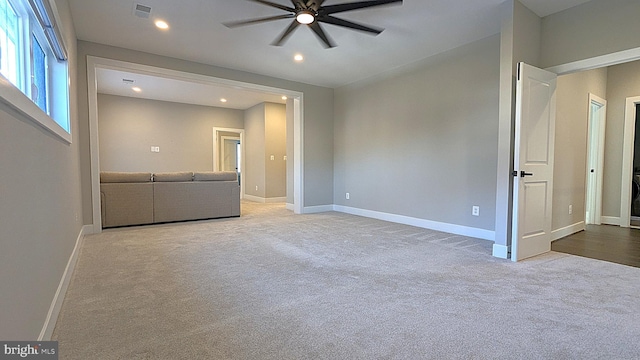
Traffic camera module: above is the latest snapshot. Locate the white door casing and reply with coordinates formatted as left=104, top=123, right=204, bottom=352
left=511, top=63, right=558, bottom=262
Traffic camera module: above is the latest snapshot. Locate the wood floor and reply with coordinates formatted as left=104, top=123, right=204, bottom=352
left=552, top=225, right=640, bottom=268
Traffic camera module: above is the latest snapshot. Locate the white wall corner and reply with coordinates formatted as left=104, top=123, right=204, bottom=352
left=551, top=221, right=585, bottom=241
left=38, top=224, right=90, bottom=341
left=492, top=244, right=510, bottom=259
left=285, top=203, right=295, bottom=211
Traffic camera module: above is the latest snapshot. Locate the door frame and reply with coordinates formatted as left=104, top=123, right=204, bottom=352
left=620, top=96, right=640, bottom=227
left=585, top=93, right=607, bottom=225
left=213, top=128, right=244, bottom=198
left=87, top=56, right=305, bottom=232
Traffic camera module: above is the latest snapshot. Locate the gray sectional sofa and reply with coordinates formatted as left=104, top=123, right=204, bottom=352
left=100, top=171, right=240, bottom=228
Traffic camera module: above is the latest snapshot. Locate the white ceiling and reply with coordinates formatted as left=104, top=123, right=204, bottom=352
left=72, top=0, right=592, bottom=106
left=97, top=68, right=287, bottom=110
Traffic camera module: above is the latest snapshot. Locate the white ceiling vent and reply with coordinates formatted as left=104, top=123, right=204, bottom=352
left=133, top=3, right=152, bottom=19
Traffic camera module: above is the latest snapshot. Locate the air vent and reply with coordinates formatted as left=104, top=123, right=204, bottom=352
left=133, top=3, right=152, bottom=18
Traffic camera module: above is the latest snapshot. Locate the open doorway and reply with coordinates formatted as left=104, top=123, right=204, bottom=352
left=87, top=56, right=305, bottom=232
left=213, top=127, right=245, bottom=199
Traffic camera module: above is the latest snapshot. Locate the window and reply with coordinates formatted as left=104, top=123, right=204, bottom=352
left=0, top=0, right=69, bottom=140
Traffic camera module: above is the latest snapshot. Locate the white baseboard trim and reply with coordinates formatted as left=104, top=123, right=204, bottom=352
left=303, top=205, right=334, bottom=214
left=243, top=195, right=286, bottom=203
left=333, top=205, right=495, bottom=241
left=38, top=224, right=90, bottom=341
left=551, top=221, right=585, bottom=241
left=601, top=216, right=621, bottom=226
left=492, top=244, right=509, bottom=259
left=286, top=203, right=294, bottom=211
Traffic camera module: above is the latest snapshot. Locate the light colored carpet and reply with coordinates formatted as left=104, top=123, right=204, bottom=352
left=53, top=202, right=640, bottom=359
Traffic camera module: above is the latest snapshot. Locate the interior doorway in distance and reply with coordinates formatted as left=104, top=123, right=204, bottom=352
left=213, top=127, right=245, bottom=199
left=621, top=96, right=640, bottom=228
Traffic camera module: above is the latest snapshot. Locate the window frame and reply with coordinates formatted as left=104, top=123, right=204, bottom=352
left=0, top=0, right=70, bottom=143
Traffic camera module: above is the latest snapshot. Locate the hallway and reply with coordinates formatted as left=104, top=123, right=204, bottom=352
left=552, top=225, right=640, bottom=268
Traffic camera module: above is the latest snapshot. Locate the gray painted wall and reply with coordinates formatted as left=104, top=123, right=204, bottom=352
left=243, top=102, right=286, bottom=199
left=77, top=41, right=334, bottom=221
left=541, top=0, right=640, bottom=69
left=245, top=103, right=266, bottom=198
left=553, top=68, right=608, bottom=230
left=494, top=0, right=543, bottom=248
left=97, top=94, right=244, bottom=172
left=602, top=60, right=640, bottom=218
left=0, top=0, right=83, bottom=339
left=334, top=35, right=500, bottom=231
left=265, top=103, right=286, bottom=198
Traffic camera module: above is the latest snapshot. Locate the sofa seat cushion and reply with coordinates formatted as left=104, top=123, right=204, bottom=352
left=101, top=171, right=152, bottom=183
left=153, top=172, right=193, bottom=182
left=193, top=171, right=238, bottom=182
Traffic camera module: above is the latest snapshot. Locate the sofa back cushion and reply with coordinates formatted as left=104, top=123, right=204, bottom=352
left=153, top=172, right=193, bottom=182
left=193, top=171, right=238, bottom=182
left=100, top=172, right=152, bottom=183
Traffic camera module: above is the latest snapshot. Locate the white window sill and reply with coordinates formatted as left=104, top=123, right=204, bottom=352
left=0, top=76, right=71, bottom=144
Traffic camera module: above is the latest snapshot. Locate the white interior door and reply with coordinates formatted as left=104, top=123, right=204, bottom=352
left=585, top=94, right=606, bottom=225
left=511, top=62, right=558, bottom=262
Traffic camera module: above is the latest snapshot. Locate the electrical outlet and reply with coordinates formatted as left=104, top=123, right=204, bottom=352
left=569, top=205, right=573, bottom=215
left=346, top=192, right=350, bottom=200
left=255, top=185, right=258, bottom=191
left=270, top=155, right=275, bottom=161
left=472, top=206, right=480, bottom=216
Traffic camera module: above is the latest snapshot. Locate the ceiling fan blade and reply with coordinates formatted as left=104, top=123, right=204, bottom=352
left=308, top=22, right=336, bottom=48
left=271, top=19, right=301, bottom=46
left=247, top=0, right=296, bottom=13
left=321, top=0, right=402, bottom=15
left=317, top=15, right=383, bottom=34
left=224, top=14, right=295, bottom=28
left=306, top=0, right=325, bottom=11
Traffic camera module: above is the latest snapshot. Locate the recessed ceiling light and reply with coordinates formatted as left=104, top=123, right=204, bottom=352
left=155, top=20, right=169, bottom=30
left=282, top=96, right=288, bottom=100
left=294, top=54, right=304, bottom=62
left=220, top=98, right=228, bottom=103
left=132, top=87, right=142, bottom=92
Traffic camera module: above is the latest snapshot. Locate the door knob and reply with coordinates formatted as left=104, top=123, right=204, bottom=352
left=520, top=171, right=533, bottom=177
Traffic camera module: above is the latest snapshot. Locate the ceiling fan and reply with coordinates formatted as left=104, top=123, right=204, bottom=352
left=224, top=0, right=403, bottom=48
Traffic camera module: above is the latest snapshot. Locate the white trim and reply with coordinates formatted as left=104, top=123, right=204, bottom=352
left=0, top=76, right=71, bottom=143
left=551, top=221, right=585, bottom=241
left=303, top=205, right=334, bottom=214
left=243, top=195, right=286, bottom=203
left=601, top=216, right=621, bottom=226
left=38, top=225, right=90, bottom=341
left=546, top=47, right=640, bottom=75
left=621, top=96, right=640, bottom=228
left=334, top=205, right=495, bottom=241
left=86, top=56, right=304, bottom=232
left=286, top=203, right=294, bottom=211
left=492, top=244, right=509, bottom=259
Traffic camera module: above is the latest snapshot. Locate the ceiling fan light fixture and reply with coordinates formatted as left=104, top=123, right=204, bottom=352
left=296, top=11, right=315, bottom=25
